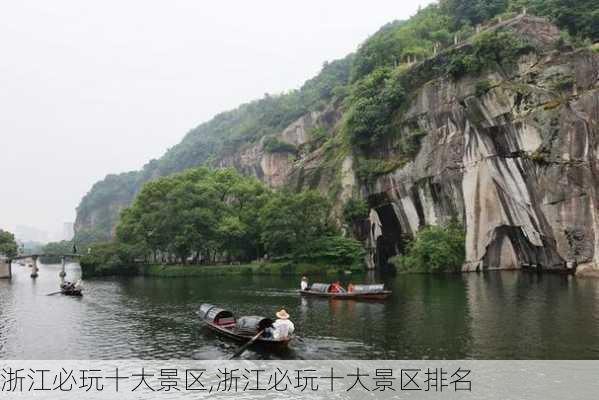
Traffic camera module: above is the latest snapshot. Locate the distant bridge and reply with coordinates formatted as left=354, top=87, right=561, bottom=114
left=10, top=253, right=81, bottom=261
left=6, top=253, right=82, bottom=279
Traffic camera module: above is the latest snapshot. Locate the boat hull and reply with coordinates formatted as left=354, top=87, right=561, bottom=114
left=61, top=289, right=83, bottom=296
left=300, top=289, right=391, bottom=300
left=202, top=319, right=290, bottom=350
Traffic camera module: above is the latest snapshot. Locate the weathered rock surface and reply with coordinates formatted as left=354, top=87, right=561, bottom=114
left=215, top=106, right=342, bottom=188
left=360, top=18, right=599, bottom=271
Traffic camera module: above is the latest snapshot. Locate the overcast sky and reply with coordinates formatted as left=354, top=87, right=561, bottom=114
left=0, top=0, right=434, bottom=239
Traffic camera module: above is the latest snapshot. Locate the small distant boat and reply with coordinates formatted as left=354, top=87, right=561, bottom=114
left=198, top=304, right=291, bottom=350
left=300, top=283, right=392, bottom=300
left=60, top=282, right=83, bottom=297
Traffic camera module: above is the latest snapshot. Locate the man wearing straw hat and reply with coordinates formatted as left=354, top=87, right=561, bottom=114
left=272, top=309, right=295, bottom=340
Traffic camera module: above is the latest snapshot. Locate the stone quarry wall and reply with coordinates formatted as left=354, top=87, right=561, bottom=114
left=359, top=20, right=599, bottom=271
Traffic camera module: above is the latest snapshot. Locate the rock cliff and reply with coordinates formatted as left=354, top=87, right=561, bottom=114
left=358, top=17, right=599, bottom=271
left=75, top=16, right=599, bottom=272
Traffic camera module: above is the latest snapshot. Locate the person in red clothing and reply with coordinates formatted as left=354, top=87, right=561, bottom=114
left=330, top=281, right=346, bottom=293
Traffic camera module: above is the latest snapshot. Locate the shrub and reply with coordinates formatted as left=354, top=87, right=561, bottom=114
left=550, top=75, right=576, bottom=92
left=0, top=230, right=18, bottom=259
left=355, top=158, right=406, bottom=184
left=528, top=149, right=550, bottom=164
left=397, top=128, right=427, bottom=159
left=474, top=79, right=493, bottom=96
left=263, top=137, right=298, bottom=154
left=345, top=67, right=406, bottom=146
left=446, top=31, right=535, bottom=79
left=306, top=127, right=329, bottom=152
left=79, top=241, right=144, bottom=269
left=294, top=235, right=366, bottom=267
left=343, top=198, right=370, bottom=226
left=390, top=222, right=465, bottom=273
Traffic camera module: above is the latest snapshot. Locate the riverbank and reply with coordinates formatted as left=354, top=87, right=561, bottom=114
left=81, top=261, right=364, bottom=279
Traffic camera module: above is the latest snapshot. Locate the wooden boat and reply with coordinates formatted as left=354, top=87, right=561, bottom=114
left=300, top=283, right=392, bottom=300
left=60, top=283, right=83, bottom=297
left=198, top=304, right=291, bottom=350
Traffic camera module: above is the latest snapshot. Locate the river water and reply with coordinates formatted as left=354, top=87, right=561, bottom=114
left=1, top=261, right=599, bottom=359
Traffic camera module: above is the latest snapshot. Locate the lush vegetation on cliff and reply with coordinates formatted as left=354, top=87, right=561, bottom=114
left=81, top=167, right=364, bottom=269
left=0, top=230, right=18, bottom=258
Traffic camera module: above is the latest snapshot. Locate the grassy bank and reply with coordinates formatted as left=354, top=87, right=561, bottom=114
left=81, top=261, right=364, bottom=279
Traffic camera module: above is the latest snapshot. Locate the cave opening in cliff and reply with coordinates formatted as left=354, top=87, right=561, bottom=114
left=374, top=204, right=404, bottom=270
left=482, top=225, right=564, bottom=270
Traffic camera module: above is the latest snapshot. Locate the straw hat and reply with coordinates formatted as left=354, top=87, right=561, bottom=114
left=301, top=276, right=308, bottom=281
left=276, top=309, right=290, bottom=319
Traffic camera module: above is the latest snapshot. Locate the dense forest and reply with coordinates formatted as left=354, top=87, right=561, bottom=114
left=73, top=0, right=598, bottom=269
left=81, top=167, right=364, bottom=268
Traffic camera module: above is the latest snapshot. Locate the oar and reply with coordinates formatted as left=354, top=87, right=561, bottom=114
left=229, top=329, right=264, bottom=360
left=46, top=291, right=63, bottom=296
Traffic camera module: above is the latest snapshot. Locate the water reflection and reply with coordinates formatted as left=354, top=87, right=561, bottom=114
left=2, top=263, right=599, bottom=359
left=466, top=272, right=599, bottom=358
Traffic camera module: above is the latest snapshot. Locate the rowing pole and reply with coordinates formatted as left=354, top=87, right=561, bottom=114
left=229, top=329, right=264, bottom=359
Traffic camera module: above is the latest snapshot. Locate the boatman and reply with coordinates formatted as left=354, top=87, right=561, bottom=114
left=272, top=309, right=294, bottom=340
left=300, top=276, right=309, bottom=291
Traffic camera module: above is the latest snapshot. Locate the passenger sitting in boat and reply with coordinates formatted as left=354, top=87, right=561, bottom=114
left=272, top=309, right=294, bottom=340
left=329, top=281, right=346, bottom=293
left=347, top=283, right=354, bottom=293
left=300, top=276, right=309, bottom=291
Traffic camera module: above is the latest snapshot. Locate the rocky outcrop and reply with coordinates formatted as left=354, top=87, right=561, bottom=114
left=360, top=17, right=599, bottom=271
left=216, top=105, right=343, bottom=189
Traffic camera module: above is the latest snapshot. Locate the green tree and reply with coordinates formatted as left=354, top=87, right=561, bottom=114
left=390, top=222, right=466, bottom=273
left=259, top=190, right=333, bottom=258
left=441, top=0, right=508, bottom=28
left=351, top=5, right=453, bottom=81
left=343, top=198, right=370, bottom=226
left=0, top=230, right=18, bottom=258
left=116, top=167, right=274, bottom=264
left=508, top=0, right=599, bottom=42
left=40, top=241, right=74, bottom=263
left=345, top=67, right=406, bottom=146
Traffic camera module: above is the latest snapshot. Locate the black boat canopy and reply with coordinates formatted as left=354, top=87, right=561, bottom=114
left=199, top=304, right=234, bottom=322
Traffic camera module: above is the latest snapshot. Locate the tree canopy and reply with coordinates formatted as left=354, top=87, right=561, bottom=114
left=109, top=167, right=363, bottom=267
left=390, top=222, right=466, bottom=273
left=0, top=230, right=18, bottom=259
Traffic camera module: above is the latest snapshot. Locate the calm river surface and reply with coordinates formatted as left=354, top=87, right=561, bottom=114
left=2, top=262, right=599, bottom=359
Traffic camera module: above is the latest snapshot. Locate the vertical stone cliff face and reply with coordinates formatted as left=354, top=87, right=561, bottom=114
left=215, top=106, right=344, bottom=190
left=359, top=23, right=599, bottom=271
